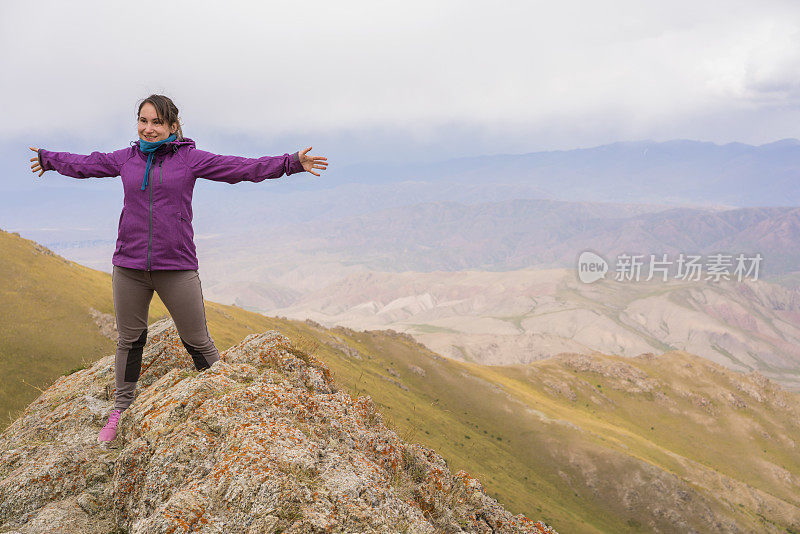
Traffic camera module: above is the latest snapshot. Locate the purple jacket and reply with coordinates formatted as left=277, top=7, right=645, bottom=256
left=38, top=138, right=304, bottom=271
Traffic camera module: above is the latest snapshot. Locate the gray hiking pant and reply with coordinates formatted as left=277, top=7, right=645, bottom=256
left=112, top=265, right=220, bottom=412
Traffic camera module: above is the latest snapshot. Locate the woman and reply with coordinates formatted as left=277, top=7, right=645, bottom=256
left=28, top=94, right=328, bottom=443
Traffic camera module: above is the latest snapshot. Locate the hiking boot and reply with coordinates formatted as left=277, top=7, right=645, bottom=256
left=97, top=409, right=122, bottom=442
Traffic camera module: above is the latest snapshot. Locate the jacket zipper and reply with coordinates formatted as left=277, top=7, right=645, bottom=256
left=146, top=159, right=163, bottom=270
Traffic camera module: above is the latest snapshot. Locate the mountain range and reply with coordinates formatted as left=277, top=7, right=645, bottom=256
left=4, top=137, right=800, bottom=252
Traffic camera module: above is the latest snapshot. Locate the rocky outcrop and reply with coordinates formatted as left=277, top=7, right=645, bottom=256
left=0, top=318, right=555, bottom=533
left=554, top=352, right=661, bottom=393
left=88, top=307, right=117, bottom=341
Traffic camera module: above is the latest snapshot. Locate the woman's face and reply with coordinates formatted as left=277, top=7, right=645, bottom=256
left=138, top=102, right=177, bottom=142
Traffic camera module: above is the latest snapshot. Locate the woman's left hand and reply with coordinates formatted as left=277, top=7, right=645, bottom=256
left=298, top=147, right=328, bottom=177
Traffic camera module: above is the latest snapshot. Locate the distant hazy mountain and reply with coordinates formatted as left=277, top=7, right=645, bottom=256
left=326, top=138, right=800, bottom=207
left=3, top=138, right=798, bottom=253
left=175, top=199, right=797, bottom=300
left=234, top=199, right=799, bottom=275
left=263, top=268, right=800, bottom=391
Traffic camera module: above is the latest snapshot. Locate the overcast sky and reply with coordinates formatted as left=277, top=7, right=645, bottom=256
left=4, top=0, right=800, bottom=163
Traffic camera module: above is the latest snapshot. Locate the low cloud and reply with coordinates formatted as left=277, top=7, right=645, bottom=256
left=4, top=0, right=800, bottom=158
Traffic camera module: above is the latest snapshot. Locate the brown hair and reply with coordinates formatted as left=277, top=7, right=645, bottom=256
left=136, top=94, right=184, bottom=141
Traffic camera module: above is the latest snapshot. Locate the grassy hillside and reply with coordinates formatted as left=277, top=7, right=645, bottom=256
left=0, top=228, right=313, bottom=428
left=3, top=227, right=800, bottom=532
left=291, top=324, right=800, bottom=533
left=1, top=229, right=152, bottom=426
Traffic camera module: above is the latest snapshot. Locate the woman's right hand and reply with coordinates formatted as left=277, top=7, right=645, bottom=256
left=29, top=146, right=44, bottom=177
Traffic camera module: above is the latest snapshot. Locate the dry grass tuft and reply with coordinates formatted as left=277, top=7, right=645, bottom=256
left=288, top=333, right=321, bottom=365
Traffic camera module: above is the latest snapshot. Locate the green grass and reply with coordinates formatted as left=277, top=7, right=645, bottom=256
left=64, top=363, right=90, bottom=376
left=406, top=323, right=461, bottom=334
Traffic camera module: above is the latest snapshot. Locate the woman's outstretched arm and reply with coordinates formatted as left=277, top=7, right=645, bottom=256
left=29, top=146, right=130, bottom=179
left=185, top=146, right=327, bottom=184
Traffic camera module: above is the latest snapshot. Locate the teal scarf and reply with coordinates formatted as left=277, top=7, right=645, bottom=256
left=138, top=134, right=177, bottom=190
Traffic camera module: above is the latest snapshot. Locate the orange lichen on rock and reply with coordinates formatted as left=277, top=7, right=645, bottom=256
left=0, top=317, right=556, bottom=533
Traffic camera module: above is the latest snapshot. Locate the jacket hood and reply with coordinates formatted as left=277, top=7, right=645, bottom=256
left=132, top=137, right=196, bottom=153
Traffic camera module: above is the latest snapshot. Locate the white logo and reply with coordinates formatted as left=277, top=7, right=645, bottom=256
left=577, top=251, right=608, bottom=283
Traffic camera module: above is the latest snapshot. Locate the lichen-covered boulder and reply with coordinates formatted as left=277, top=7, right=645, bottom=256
left=0, top=318, right=556, bottom=533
